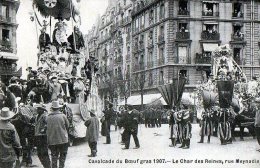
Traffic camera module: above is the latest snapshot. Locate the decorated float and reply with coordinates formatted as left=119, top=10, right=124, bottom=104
left=23, top=0, right=101, bottom=144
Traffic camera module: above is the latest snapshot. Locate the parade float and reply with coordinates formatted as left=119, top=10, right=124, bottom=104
left=21, top=0, right=101, bottom=144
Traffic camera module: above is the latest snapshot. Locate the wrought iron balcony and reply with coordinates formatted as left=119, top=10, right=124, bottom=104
left=115, top=56, right=123, bottom=63
left=201, top=31, right=220, bottom=41
left=0, top=15, right=12, bottom=23
left=231, top=34, right=244, bottom=41
left=147, top=61, right=153, bottom=68
left=178, top=10, right=190, bottom=16
left=232, top=12, right=243, bottom=18
left=0, top=40, right=13, bottom=53
left=126, top=54, right=130, bottom=60
left=202, top=11, right=219, bottom=17
left=195, top=53, right=211, bottom=64
left=158, top=58, right=165, bottom=66
left=176, top=32, right=190, bottom=40
left=158, top=35, right=165, bottom=44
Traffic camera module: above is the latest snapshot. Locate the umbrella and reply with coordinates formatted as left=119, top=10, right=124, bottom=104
left=33, top=0, right=80, bottom=20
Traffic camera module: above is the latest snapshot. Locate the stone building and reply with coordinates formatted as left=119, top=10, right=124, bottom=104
left=0, top=0, right=21, bottom=84
left=89, top=0, right=260, bottom=106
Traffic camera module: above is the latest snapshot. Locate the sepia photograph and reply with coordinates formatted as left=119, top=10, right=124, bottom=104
left=0, top=0, right=260, bottom=167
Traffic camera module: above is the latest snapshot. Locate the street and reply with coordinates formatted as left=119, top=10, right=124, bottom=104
left=29, top=124, right=260, bottom=168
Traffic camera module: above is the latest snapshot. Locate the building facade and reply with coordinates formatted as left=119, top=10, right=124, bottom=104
left=88, top=0, right=260, bottom=106
left=0, top=0, right=21, bottom=84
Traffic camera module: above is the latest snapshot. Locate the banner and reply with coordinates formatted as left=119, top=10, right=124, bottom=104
left=217, top=80, right=234, bottom=108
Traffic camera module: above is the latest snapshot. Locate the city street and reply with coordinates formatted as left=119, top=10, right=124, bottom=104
left=30, top=124, right=260, bottom=168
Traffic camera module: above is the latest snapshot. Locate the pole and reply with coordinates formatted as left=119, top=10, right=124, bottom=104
left=70, top=0, right=77, bottom=52
left=50, top=16, right=52, bottom=42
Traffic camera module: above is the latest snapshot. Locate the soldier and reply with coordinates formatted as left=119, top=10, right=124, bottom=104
left=198, top=108, right=214, bottom=143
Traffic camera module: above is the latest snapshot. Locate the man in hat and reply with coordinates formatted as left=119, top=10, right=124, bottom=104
left=103, top=103, right=114, bottom=144
left=26, top=67, right=33, bottom=80
left=47, top=101, right=69, bottom=168
left=121, top=106, right=140, bottom=149
left=84, top=110, right=99, bottom=157
left=34, top=104, right=51, bottom=168
left=0, top=107, right=21, bottom=168
left=39, top=27, right=51, bottom=51
left=68, top=26, right=85, bottom=53
left=49, top=76, right=64, bottom=101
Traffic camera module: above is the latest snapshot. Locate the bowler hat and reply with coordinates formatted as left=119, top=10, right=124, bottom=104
left=0, top=107, right=15, bottom=120
left=51, top=101, right=62, bottom=109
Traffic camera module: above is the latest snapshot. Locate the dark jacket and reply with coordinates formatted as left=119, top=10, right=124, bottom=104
left=122, top=111, right=139, bottom=130
left=0, top=120, right=21, bottom=162
left=35, top=112, right=48, bottom=136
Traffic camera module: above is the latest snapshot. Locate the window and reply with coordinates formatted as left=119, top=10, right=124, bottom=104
left=160, top=4, right=165, bottom=19
left=178, top=0, right=189, bottom=15
left=178, top=47, right=187, bottom=64
left=148, top=72, right=153, bottom=86
left=202, top=2, right=219, bottom=17
left=233, top=48, right=241, bottom=65
left=149, top=10, right=154, bottom=24
left=159, top=47, right=164, bottom=65
left=179, top=23, right=188, bottom=32
left=179, top=70, right=187, bottom=78
left=160, top=25, right=164, bottom=36
left=233, top=3, right=243, bottom=18
left=203, top=24, right=218, bottom=33
left=233, top=25, right=243, bottom=40
left=1, top=5, right=9, bottom=19
left=148, top=31, right=153, bottom=45
left=159, top=70, right=164, bottom=84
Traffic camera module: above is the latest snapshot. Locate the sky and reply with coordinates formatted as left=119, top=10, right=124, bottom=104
left=16, top=0, right=108, bottom=78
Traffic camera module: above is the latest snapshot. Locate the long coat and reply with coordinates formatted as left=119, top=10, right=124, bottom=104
left=0, top=120, right=21, bottom=162
left=34, top=112, right=48, bottom=136
left=84, top=116, right=99, bottom=142
left=47, top=111, right=69, bottom=145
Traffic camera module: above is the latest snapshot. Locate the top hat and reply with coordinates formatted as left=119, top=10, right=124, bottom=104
left=0, top=107, right=15, bottom=120
left=51, top=101, right=62, bottom=109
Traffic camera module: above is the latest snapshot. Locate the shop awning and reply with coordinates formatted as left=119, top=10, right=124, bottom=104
left=0, top=52, right=18, bottom=60
left=118, top=94, right=167, bottom=106
left=203, top=43, right=218, bottom=52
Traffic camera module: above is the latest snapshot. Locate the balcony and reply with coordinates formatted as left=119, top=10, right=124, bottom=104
left=178, top=10, right=190, bottom=16
left=126, top=54, right=130, bottom=60
left=231, top=34, right=244, bottom=41
left=176, top=32, right=190, bottom=40
left=195, top=53, right=211, bottom=64
left=133, top=64, right=145, bottom=71
left=126, top=35, right=130, bottom=42
left=0, top=40, right=13, bottom=53
left=138, top=41, right=145, bottom=51
left=202, top=11, right=219, bottom=17
left=0, top=66, right=22, bottom=76
left=158, top=35, right=165, bottom=44
left=201, top=31, right=220, bottom=41
left=158, top=58, right=165, bottom=66
left=232, top=12, right=243, bottom=18
left=147, top=61, right=153, bottom=68
left=115, top=56, right=123, bottom=63
left=149, top=17, right=154, bottom=24
left=0, top=15, right=12, bottom=23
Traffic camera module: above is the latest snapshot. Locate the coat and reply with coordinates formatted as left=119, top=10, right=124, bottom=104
left=84, top=116, right=99, bottom=142
left=0, top=120, right=21, bottom=162
left=122, top=111, right=139, bottom=131
left=47, top=111, right=69, bottom=145
left=35, top=112, right=48, bottom=136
